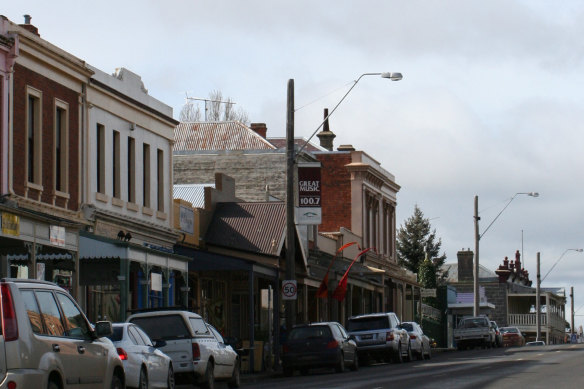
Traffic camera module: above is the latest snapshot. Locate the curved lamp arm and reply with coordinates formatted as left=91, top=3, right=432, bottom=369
left=479, top=192, right=539, bottom=239
left=296, top=72, right=402, bottom=156
left=541, top=248, right=583, bottom=283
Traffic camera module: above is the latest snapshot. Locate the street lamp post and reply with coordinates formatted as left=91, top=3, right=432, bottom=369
left=473, top=192, right=539, bottom=316
left=284, top=72, right=402, bottom=332
left=537, top=248, right=583, bottom=340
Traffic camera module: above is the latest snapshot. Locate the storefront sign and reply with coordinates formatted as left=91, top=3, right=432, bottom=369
left=179, top=205, right=194, bottom=235
left=50, top=225, right=66, bottom=247
left=1, top=212, right=20, bottom=236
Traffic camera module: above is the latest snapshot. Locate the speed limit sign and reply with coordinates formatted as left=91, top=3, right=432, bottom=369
left=282, top=280, right=297, bottom=300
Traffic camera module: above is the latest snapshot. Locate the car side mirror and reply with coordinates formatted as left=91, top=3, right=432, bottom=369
left=348, top=334, right=356, bottom=341
left=94, top=321, right=113, bottom=337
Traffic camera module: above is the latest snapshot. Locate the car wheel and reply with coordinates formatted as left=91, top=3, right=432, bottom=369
left=406, top=342, right=413, bottom=362
left=167, top=364, right=175, bottom=389
left=350, top=352, right=359, bottom=371
left=425, top=346, right=432, bottom=360
left=393, top=342, right=404, bottom=363
left=139, top=367, right=148, bottom=389
left=335, top=352, right=345, bottom=373
left=48, top=381, right=59, bottom=389
left=202, top=361, right=215, bottom=389
left=418, top=345, right=425, bottom=361
left=227, top=359, right=241, bottom=388
left=111, top=374, right=123, bottom=389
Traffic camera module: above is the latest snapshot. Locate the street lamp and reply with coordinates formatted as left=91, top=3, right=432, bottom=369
left=285, top=72, right=402, bottom=332
left=473, top=192, right=539, bottom=316
left=537, top=248, right=583, bottom=340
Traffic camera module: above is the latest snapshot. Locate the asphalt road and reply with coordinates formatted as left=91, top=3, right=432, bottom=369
left=177, top=343, right=584, bottom=389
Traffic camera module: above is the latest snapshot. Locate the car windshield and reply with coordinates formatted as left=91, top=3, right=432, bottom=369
left=459, top=318, right=488, bottom=328
left=401, top=323, right=414, bottom=331
left=346, top=316, right=389, bottom=331
left=107, top=326, right=124, bottom=342
left=501, top=328, right=518, bottom=333
left=288, top=326, right=331, bottom=340
left=130, top=315, right=191, bottom=341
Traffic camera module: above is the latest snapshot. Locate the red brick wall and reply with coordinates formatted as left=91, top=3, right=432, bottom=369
left=316, top=153, right=352, bottom=232
left=12, top=63, right=80, bottom=211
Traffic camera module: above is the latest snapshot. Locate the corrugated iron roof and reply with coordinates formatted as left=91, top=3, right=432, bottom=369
left=174, top=121, right=277, bottom=151
left=205, top=202, right=285, bottom=256
left=268, top=137, right=326, bottom=152
left=173, top=184, right=215, bottom=208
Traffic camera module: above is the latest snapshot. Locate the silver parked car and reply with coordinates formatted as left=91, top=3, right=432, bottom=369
left=346, top=312, right=411, bottom=363
left=400, top=321, right=431, bottom=360
left=0, top=278, right=125, bottom=389
left=108, top=323, right=174, bottom=389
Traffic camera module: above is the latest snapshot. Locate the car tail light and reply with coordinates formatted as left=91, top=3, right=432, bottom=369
left=327, top=340, right=339, bottom=349
left=116, top=347, right=128, bottom=360
left=192, top=342, right=201, bottom=360
left=1, top=283, right=18, bottom=341
left=282, top=344, right=289, bottom=353
left=7, top=381, right=16, bottom=389
left=386, top=332, right=394, bottom=341
left=410, top=335, right=417, bottom=340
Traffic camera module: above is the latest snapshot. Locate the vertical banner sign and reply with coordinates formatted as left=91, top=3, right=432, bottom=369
left=296, top=164, right=322, bottom=224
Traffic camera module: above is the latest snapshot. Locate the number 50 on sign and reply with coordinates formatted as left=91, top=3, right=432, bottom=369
left=282, top=280, right=297, bottom=300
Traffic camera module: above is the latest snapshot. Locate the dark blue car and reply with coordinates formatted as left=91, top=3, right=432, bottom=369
left=281, top=321, right=358, bottom=376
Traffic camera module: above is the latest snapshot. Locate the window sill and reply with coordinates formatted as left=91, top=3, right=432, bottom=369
left=156, top=211, right=167, bottom=221
left=95, top=192, right=109, bottom=203
left=142, top=206, right=154, bottom=216
left=112, top=197, right=124, bottom=208
left=55, top=190, right=70, bottom=200
left=127, top=202, right=139, bottom=212
left=27, top=182, right=43, bottom=192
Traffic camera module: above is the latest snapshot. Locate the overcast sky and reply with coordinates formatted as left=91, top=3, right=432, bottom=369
left=5, top=1, right=584, bottom=329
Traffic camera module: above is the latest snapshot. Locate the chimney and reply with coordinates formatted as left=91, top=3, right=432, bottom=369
left=316, top=108, right=336, bottom=151
left=457, top=250, right=474, bottom=282
left=250, top=123, right=267, bottom=138
left=514, top=250, right=521, bottom=272
left=20, top=14, right=40, bottom=36
left=337, top=144, right=356, bottom=151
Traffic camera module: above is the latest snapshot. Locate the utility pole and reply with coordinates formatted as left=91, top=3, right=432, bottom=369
left=536, top=252, right=541, bottom=341
left=285, top=79, right=296, bottom=332
left=473, top=196, right=480, bottom=316
left=571, top=286, right=575, bottom=336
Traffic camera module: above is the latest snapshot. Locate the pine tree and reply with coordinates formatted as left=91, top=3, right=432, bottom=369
left=397, top=205, right=447, bottom=284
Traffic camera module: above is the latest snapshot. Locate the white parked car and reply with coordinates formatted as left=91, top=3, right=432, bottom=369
left=0, top=278, right=125, bottom=389
left=108, top=323, right=174, bottom=388
left=400, top=321, right=431, bottom=360
left=127, top=310, right=240, bottom=388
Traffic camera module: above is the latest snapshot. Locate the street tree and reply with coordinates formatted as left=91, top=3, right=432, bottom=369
left=397, top=205, right=447, bottom=284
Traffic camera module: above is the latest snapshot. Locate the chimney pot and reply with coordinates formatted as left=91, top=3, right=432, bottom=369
left=316, top=108, right=336, bottom=151
left=24, top=14, right=31, bottom=24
